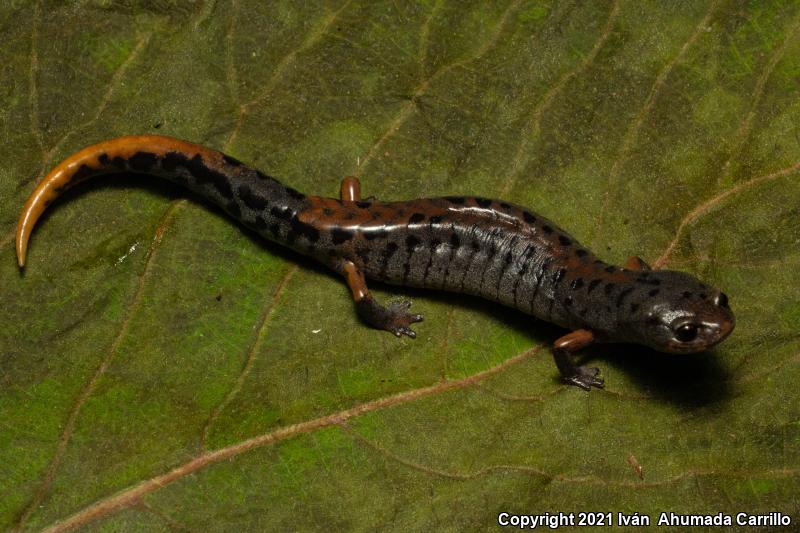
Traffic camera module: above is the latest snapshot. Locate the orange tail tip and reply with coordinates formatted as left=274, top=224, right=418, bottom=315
left=15, top=134, right=222, bottom=268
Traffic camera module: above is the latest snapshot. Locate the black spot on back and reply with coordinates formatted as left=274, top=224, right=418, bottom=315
left=558, top=235, right=572, bottom=247
left=542, top=225, right=553, bottom=234
left=500, top=202, right=511, bottom=209
left=444, top=196, right=465, bottom=204
left=290, top=215, right=321, bottom=242
left=476, top=198, right=492, bottom=208
left=70, top=164, right=96, bottom=184
left=190, top=155, right=233, bottom=199
left=355, top=200, right=371, bottom=208
left=523, top=212, right=536, bottom=224
left=381, top=242, right=399, bottom=277
left=128, top=152, right=158, bottom=172
left=161, top=152, right=182, bottom=171
left=161, top=152, right=234, bottom=200
left=605, top=265, right=616, bottom=273
left=575, top=249, right=588, bottom=257
left=616, top=287, right=634, bottom=306
left=331, top=227, right=353, bottom=245
left=409, top=213, right=425, bottom=224
left=429, top=215, right=443, bottom=224
left=237, top=185, right=269, bottom=210
left=587, top=279, right=602, bottom=293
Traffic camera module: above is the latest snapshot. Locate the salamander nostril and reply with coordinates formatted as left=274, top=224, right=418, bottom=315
left=713, top=292, right=729, bottom=308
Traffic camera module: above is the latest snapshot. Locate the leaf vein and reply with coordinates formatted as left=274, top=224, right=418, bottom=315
left=198, top=265, right=298, bottom=452
left=715, top=14, right=800, bottom=188
left=340, top=424, right=800, bottom=489
left=654, top=161, right=800, bottom=268
left=28, top=0, right=44, bottom=156
left=500, top=0, right=621, bottom=198
left=226, top=0, right=353, bottom=150
left=354, top=0, right=524, bottom=175
left=40, top=345, right=542, bottom=533
left=591, top=0, right=720, bottom=243
left=14, top=202, right=181, bottom=532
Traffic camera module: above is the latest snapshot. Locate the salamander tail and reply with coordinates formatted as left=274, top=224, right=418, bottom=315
left=15, top=134, right=280, bottom=267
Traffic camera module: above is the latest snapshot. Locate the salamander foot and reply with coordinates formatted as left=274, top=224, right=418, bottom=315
left=563, top=366, right=604, bottom=390
left=386, top=300, right=424, bottom=338
left=552, top=329, right=604, bottom=390
left=356, top=296, right=423, bottom=338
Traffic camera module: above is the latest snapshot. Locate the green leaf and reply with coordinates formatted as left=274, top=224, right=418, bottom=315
left=2, top=1, right=800, bottom=530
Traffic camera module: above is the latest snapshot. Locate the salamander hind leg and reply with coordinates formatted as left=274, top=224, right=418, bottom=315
left=552, top=329, right=604, bottom=390
left=339, top=176, right=375, bottom=203
left=342, top=260, right=423, bottom=338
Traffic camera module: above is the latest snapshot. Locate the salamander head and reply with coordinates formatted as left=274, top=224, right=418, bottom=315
left=621, top=271, right=735, bottom=353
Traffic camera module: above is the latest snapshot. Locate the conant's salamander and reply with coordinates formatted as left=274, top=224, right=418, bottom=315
left=16, top=135, right=735, bottom=389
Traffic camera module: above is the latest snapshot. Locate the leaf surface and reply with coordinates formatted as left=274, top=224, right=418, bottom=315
left=1, top=1, right=799, bottom=531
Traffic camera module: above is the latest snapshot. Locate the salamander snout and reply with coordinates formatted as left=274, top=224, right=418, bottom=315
left=665, top=295, right=735, bottom=353
left=627, top=272, right=735, bottom=354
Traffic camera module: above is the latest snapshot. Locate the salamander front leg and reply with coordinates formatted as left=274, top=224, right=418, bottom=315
left=552, top=329, right=604, bottom=390
left=342, top=260, right=423, bottom=338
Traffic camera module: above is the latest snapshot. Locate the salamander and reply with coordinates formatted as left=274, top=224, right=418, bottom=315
left=16, top=135, right=735, bottom=390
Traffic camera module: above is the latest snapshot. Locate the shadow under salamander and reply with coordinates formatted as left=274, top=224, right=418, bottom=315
left=594, top=343, right=733, bottom=408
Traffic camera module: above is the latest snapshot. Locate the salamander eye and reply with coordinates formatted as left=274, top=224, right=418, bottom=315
left=675, top=323, right=698, bottom=342
left=713, top=291, right=729, bottom=308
